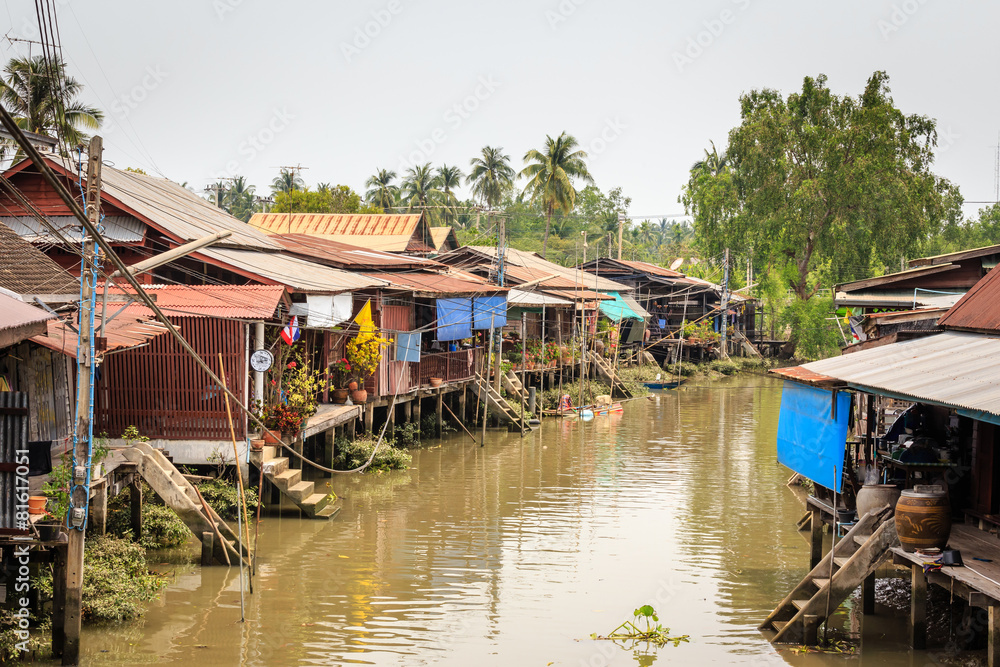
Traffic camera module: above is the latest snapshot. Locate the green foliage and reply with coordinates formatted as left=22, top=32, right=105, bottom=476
left=707, top=359, right=741, bottom=375
left=392, top=421, right=422, bottom=448
left=273, top=185, right=380, bottom=215
left=107, top=500, right=189, bottom=550
left=0, top=608, right=48, bottom=662
left=333, top=434, right=412, bottom=472
left=80, top=535, right=167, bottom=623
left=195, top=478, right=259, bottom=521
left=41, top=453, right=72, bottom=522
left=592, top=604, right=690, bottom=647
left=778, top=294, right=841, bottom=360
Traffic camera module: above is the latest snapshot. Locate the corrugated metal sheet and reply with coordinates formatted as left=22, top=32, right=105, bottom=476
left=429, top=226, right=457, bottom=251
left=0, top=294, right=53, bottom=346
left=615, top=259, right=685, bottom=279
left=365, top=271, right=504, bottom=296
left=508, top=289, right=574, bottom=307
left=271, top=234, right=439, bottom=270
left=108, top=285, right=285, bottom=319
left=834, top=288, right=965, bottom=309
left=938, top=266, right=1000, bottom=332
left=541, top=288, right=613, bottom=302
left=250, top=213, right=422, bottom=237
left=2, top=215, right=145, bottom=243
left=0, top=221, right=80, bottom=295
left=33, top=315, right=169, bottom=359
left=196, top=247, right=386, bottom=294
left=786, top=331, right=1000, bottom=416
left=620, top=293, right=651, bottom=319
left=459, top=246, right=630, bottom=292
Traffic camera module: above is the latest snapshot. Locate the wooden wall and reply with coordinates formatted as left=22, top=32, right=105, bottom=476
left=0, top=342, right=73, bottom=443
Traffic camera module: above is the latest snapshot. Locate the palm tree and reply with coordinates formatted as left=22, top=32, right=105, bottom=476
left=466, top=146, right=515, bottom=210
left=365, top=169, right=398, bottom=212
left=226, top=176, right=257, bottom=221
left=401, top=163, right=442, bottom=216
left=0, top=55, right=103, bottom=155
left=519, top=132, right=593, bottom=258
left=692, top=140, right=728, bottom=176
left=637, top=219, right=655, bottom=246
left=436, top=164, right=464, bottom=226
left=271, top=168, right=304, bottom=195
left=316, top=182, right=332, bottom=194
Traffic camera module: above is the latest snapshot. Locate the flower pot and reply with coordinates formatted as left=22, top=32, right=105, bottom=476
left=250, top=438, right=265, bottom=451
left=36, top=522, right=62, bottom=542
left=28, top=496, right=47, bottom=515
left=351, top=389, right=368, bottom=404
left=429, top=377, right=443, bottom=388
left=263, top=430, right=282, bottom=445
left=91, top=462, right=103, bottom=481
left=332, top=388, right=349, bottom=404
left=348, top=381, right=359, bottom=392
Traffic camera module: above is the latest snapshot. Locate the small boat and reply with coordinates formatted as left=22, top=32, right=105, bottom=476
left=557, top=395, right=621, bottom=419
left=643, top=380, right=684, bottom=390
left=593, top=402, right=623, bottom=415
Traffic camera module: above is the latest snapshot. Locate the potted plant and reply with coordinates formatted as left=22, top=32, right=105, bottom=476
left=40, top=453, right=72, bottom=540
left=330, top=357, right=352, bottom=403
left=346, top=327, right=390, bottom=403
left=262, top=403, right=304, bottom=442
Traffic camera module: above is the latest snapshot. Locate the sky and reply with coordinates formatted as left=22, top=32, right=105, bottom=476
left=4, top=0, right=1000, bottom=220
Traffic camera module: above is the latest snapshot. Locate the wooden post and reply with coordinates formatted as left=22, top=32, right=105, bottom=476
left=63, top=136, right=102, bottom=666
left=403, top=398, right=412, bottom=424
left=413, top=396, right=421, bottom=427
left=325, top=428, right=335, bottom=468
left=347, top=413, right=357, bottom=439
left=201, top=532, right=215, bottom=567
left=810, top=509, right=823, bottom=570
left=458, top=386, right=467, bottom=422
left=989, top=606, right=1000, bottom=667
left=130, top=480, right=143, bottom=541
left=51, top=544, right=67, bottom=658
left=364, top=405, right=374, bottom=433
left=436, top=388, right=443, bottom=437
left=862, top=572, right=876, bottom=615
left=910, top=563, right=927, bottom=650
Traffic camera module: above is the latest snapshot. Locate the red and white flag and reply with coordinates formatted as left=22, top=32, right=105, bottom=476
left=280, top=315, right=301, bottom=345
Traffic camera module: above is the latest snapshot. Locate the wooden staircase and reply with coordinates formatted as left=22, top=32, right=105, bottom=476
left=585, top=351, right=633, bottom=399
left=760, top=506, right=898, bottom=644
left=119, top=442, right=249, bottom=566
left=500, top=370, right=527, bottom=404
left=473, top=373, right=533, bottom=433
left=249, top=445, right=340, bottom=519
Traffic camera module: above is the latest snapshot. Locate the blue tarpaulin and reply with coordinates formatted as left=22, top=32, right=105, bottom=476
left=473, top=295, right=507, bottom=329
left=436, top=298, right=473, bottom=341
left=598, top=291, right=641, bottom=321
left=776, top=382, right=852, bottom=493
left=394, top=332, right=421, bottom=362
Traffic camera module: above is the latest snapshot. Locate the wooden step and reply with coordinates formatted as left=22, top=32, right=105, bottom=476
left=812, top=578, right=829, bottom=589
left=833, top=556, right=852, bottom=568
left=772, top=621, right=788, bottom=631
left=791, top=599, right=811, bottom=610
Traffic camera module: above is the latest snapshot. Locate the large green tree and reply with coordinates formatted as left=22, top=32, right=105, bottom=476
left=0, top=55, right=103, bottom=155
left=683, top=72, right=959, bottom=354
left=520, top=132, right=593, bottom=259
left=273, top=184, right=379, bottom=215
left=467, top=146, right=515, bottom=211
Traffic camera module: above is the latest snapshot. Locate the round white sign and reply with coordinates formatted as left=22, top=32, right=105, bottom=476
left=250, top=349, right=274, bottom=373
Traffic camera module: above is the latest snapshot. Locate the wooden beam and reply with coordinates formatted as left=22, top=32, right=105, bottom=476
left=911, top=563, right=927, bottom=650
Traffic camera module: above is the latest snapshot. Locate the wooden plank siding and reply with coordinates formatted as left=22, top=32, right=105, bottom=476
left=4, top=343, right=73, bottom=443
left=94, top=316, right=246, bottom=440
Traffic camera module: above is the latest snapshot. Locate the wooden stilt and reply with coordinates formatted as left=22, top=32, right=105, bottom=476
left=413, top=396, right=422, bottom=427
left=990, top=606, right=1000, bottom=667
left=458, top=386, right=467, bottom=422
left=51, top=544, right=67, bottom=658
left=436, top=389, right=443, bottom=437
left=347, top=413, right=356, bottom=439
left=810, top=509, right=823, bottom=570
left=364, top=405, right=374, bottom=433
left=325, top=428, right=335, bottom=468
left=910, top=563, right=927, bottom=650
left=201, top=532, right=215, bottom=567
left=862, top=572, right=876, bottom=615
left=403, top=399, right=412, bottom=424
left=91, top=480, right=107, bottom=535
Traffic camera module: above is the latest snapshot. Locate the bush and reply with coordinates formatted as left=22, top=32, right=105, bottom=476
left=81, top=535, right=167, bottom=623
left=107, top=500, right=189, bottom=550
left=0, top=608, right=48, bottom=662
left=195, top=478, right=260, bottom=521
left=333, top=433, right=411, bottom=472
left=708, top=359, right=741, bottom=375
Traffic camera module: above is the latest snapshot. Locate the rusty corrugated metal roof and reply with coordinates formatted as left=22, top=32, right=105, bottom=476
left=614, top=259, right=685, bottom=279
left=248, top=213, right=430, bottom=254
left=364, top=271, right=505, bottom=296
left=428, top=226, right=457, bottom=251
left=32, top=315, right=169, bottom=359
left=540, top=288, right=613, bottom=302
left=769, top=365, right=839, bottom=385
left=271, top=234, right=439, bottom=270
left=0, top=294, right=54, bottom=346
left=194, top=247, right=387, bottom=294
left=457, top=246, right=630, bottom=292
left=0, top=221, right=79, bottom=295
left=108, top=285, right=285, bottom=319
left=938, top=265, right=1000, bottom=332
left=781, top=331, right=1000, bottom=417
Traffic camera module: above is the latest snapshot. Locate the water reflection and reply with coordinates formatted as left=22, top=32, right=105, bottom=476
left=79, top=377, right=919, bottom=666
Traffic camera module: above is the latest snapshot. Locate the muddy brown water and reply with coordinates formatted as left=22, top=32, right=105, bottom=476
left=76, top=377, right=955, bottom=665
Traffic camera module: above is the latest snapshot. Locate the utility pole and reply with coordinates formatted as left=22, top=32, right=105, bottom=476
left=579, top=232, right=587, bottom=408
left=65, top=136, right=102, bottom=665
left=719, top=248, right=730, bottom=360
left=494, top=216, right=505, bottom=393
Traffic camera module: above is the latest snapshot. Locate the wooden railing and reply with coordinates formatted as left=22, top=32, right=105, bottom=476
left=417, top=348, right=479, bottom=384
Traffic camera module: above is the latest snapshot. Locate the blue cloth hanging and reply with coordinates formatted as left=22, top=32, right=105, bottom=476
left=473, top=295, right=507, bottom=329
left=395, top=332, right=421, bottom=362
left=437, top=298, right=473, bottom=341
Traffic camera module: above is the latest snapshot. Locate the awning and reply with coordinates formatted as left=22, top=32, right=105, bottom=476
left=776, top=382, right=852, bottom=492
left=598, top=291, right=642, bottom=321
left=620, top=293, right=650, bottom=320
left=772, top=331, right=1000, bottom=424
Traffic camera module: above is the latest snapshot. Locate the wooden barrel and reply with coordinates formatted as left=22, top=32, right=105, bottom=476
left=895, top=487, right=951, bottom=553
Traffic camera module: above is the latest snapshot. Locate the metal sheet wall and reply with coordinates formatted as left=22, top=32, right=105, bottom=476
left=0, top=392, right=28, bottom=534
left=95, top=317, right=246, bottom=440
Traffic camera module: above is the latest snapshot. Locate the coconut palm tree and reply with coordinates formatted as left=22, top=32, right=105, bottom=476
left=692, top=140, right=728, bottom=176
left=271, top=168, right=304, bottom=195
left=436, top=164, right=464, bottom=226
left=364, top=169, right=398, bottom=212
left=0, top=55, right=103, bottom=156
left=466, top=146, right=515, bottom=210
left=519, top=132, right=593, bottom=258
left=225, top=176, right=257, bottom=221
left=401, top=163, right=442, bottom=216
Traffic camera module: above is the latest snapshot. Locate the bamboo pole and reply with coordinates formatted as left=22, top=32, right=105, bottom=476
left=195, top=486, right=231, bottom=566
left=218, top=354, right=253, bottom=583
left=443, top=401, right=477, bottom=445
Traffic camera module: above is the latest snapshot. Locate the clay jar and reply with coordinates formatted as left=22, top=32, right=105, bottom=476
left=895, top=486, right=952, bottom=553
left=856, top=484, right=902, bottom=521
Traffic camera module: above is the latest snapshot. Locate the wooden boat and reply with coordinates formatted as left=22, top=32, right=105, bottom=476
left=643, top=380, right=684, bottom=390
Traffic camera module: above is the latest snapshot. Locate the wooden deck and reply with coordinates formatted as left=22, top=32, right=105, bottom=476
left=300, top=404, right=363, bottom=440
left=891, top=523, right=1000, bottom=606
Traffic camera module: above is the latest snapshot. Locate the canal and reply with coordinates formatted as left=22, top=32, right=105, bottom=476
left=80, top=376, right=925, bottom=665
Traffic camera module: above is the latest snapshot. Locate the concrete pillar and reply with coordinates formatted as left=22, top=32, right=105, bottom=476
left=130, top=480, right=143, bottom=542
left=201, top=532, right=215, bottom=567
left=347, top=414, right=356, bottom=439
left=990, top=606, right=1000, bottom=667
left=364, top=405, right=374, bottom=434
left=91, top=481, right=107, bottom=535
left=403, top=399, right=412, bottom=424
left=254, top=321, right=265, bottom=407
left=51, top=544, right=67, bottom=658
left=528, top=387, right=537, bottom=416
left=413, top=396, right=422, bottom=427
left=325, top=428, right=335, bottom=468
left=458, top=386, right=467, bottom=421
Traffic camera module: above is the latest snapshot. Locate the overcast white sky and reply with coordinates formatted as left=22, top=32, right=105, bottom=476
left=4, top=0, right=999, bottom=219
